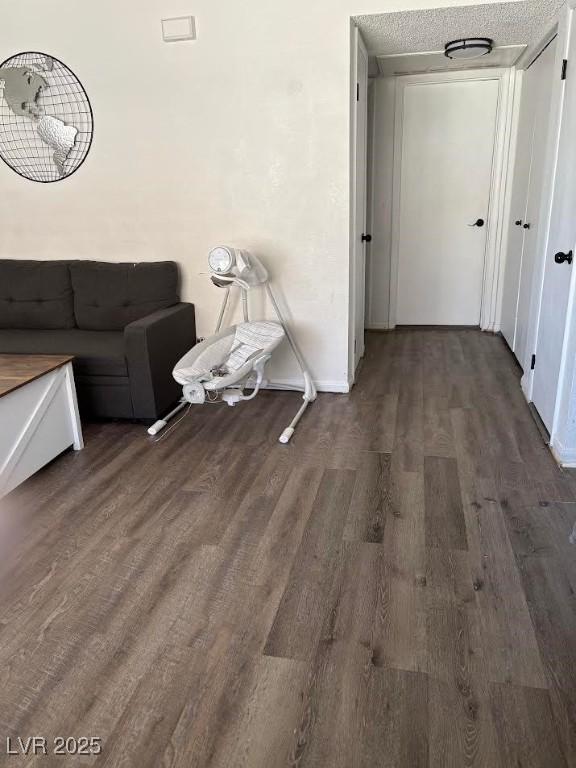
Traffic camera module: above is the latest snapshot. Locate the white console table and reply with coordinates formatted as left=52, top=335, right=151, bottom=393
left=0, top=355, right=83, bottom=498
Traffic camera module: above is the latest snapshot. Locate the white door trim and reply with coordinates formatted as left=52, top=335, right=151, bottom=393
left=389, top=68, right=517, bottom=330
left=348, top=24, right=368, bottom=385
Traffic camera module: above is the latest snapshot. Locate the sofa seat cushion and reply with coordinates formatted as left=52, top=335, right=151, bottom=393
left=0, top=329, right=127, bottom=377
left=0, top=260, right=75, bottom=330
left=70, top=261, right=179, bottom=331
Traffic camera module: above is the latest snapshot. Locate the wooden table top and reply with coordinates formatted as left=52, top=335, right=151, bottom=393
left=0, top=354, right=74, bottom=398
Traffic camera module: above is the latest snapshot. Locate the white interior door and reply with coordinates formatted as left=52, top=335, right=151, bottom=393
left=532, top=15, right=576, bottom=432
left=352, top=29, right=368, bottom=370
left=501, top=71, right=538, bottom=349
left=514, top=38, right=558, bottom=368
left=394, top=77, right=499, bottom=325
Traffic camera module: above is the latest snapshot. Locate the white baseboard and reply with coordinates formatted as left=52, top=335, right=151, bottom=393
left=265, top=378, right=350, bottom=394
left=366, top=322, right=390, bottom=330
left=521, top=372, right=532, bottom=401
left=550, top=437, right=576, bottom=468
left=517, top=385, right=576, bottom=468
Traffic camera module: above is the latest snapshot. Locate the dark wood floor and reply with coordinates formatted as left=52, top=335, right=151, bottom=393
left=1, top=329, right=575, bottom=767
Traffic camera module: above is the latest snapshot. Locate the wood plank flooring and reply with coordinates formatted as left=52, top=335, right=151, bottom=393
left=0, top=329, right=575, bottom=767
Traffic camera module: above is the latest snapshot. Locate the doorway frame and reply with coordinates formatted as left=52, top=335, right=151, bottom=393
left=388, top=67, right=518, bottom=330
left=348, top=24, right=369, bottom=385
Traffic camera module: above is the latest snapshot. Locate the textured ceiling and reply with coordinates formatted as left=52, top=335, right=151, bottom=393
left=354, top=0, right=564, bottom=54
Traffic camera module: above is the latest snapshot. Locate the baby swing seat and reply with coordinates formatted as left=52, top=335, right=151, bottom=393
left=173, top=320, right=285, bottom=405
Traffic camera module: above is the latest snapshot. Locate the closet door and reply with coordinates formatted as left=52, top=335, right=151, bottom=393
left=514, top=38, right=557, bottom=368
left=394, top=77, right=499, bottom=325
left=501, top=72, right=537, bottom=351
left=532, top=14, right=576, bottom=433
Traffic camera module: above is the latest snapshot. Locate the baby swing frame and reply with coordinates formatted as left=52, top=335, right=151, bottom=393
left=147, top=249, right=316, bottom=443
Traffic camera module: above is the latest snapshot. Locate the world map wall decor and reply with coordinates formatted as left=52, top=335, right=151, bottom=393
left=0, top=52, right=93, bottom=182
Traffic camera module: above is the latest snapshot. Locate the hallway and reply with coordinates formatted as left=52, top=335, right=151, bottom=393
left=0, top=329, right=575, bottom=766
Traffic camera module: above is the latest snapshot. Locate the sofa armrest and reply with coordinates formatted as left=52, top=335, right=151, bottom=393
left=124, top=303, right=196, bottom=419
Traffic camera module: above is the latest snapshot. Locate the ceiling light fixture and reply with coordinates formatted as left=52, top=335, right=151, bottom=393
left=444, top=38, right=493, bottom=60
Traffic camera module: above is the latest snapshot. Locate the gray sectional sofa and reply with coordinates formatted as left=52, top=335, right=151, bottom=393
left=0, top=259, right=196, bottom=420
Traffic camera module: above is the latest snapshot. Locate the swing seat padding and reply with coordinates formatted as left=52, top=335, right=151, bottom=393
left=173, top=321, right=285, bottom=390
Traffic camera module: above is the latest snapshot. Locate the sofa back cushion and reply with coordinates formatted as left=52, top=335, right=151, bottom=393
left=0, top=260, right=75, bottom=330
left=70, top=261, right=180, bottom=331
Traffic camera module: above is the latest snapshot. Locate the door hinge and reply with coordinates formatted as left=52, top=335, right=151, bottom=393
left=356, top=82, right=360, bottom=101
left=561, top=59, right=568, bottom=80
left=531, top=354, right=536, bottom=370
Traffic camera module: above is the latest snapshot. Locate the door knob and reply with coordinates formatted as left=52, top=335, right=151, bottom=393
left=361, top=233, right=372, bottom=243
left=554, top=250, right=573, bottom=265
left=515, top=220, right=523, bottom=226
left=523, top=223, right=531, bottom=229
left=468, top=218, right=484, bottom=227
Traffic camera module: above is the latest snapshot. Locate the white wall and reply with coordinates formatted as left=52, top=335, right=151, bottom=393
left=552, top=304, right=576, bottom=464
left=1, top=0, right=504, bottom=390
left=364, top=79, right=375, bottom=327
left=367, top=76, right=395, bottom=328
